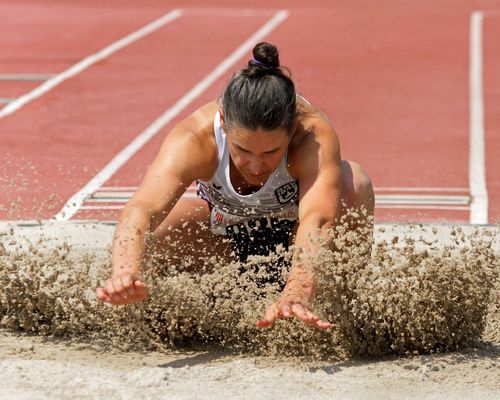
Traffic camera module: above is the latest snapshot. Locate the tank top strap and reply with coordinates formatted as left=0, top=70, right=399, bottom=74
left=213, top=111, right=226, bottom=161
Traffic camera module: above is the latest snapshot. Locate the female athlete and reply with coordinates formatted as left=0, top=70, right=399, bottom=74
left=95, top=42, right=374, bottom=331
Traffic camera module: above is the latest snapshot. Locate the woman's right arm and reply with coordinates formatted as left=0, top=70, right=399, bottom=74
left=95, top=103, right=218, bottom=305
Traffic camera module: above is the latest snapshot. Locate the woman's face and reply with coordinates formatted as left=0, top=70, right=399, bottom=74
left=225, top=124, right=289, bottom=186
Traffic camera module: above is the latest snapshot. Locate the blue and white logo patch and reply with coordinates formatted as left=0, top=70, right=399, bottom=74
left=274, top=181, right=299, bottom=204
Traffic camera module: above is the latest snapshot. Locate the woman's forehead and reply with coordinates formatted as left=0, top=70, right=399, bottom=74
left=228, top=127, right=288, bottom=148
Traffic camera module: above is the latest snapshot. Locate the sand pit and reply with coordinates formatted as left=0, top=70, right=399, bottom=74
left=0, top=221, right=499, bottom=399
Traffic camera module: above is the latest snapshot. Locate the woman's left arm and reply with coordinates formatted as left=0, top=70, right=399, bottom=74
left=257, top=115, right=342, bottom=330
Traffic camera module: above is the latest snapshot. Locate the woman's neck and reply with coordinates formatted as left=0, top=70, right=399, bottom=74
left=229, top=158, right=264, bottom=195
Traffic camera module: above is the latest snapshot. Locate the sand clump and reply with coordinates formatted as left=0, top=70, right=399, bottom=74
left=0, top=215, right=498, bottom=360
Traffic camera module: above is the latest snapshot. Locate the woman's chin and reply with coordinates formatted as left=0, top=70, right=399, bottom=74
left=244, top=174, right=267, bottom=186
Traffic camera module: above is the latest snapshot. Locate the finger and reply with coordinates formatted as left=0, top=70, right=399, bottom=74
left=113, top=276, right=127, bottom=298
left=291, top=304, right=324, bottom=326
left=303, top=310, right=320, bottom=324
left=133, top=280, right=145, bottom=289
left=264, top=303, right=280, bottom=323
left=280, top=303, right=293, bottom=319
left=291, top=303, right=313, bottom=323
left=106, top=277, right=125, bottom=298
left=104, top=279, right=117, bottom=297
left=121, top=274, right=136, bottom=296
left=95, top=287, right=112, bottom=302
left=256, top=319, right=273, bottom=328
left=104, top=279, right=123, bottom=302
left=315, top=320, right=333, bottom=330
left=95, top=288, right=132, bottom=305
left=108, top=276, right=129, bottom=301
left=290, top=304, right=332, bottom=329
left=256, top=304, right=279, bottom=328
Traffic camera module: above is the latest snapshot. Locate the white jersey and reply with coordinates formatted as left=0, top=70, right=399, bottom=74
left=197, top=112, right=299, bottom=235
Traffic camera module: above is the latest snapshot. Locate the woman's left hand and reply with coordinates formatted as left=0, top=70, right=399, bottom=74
left=256, top=293, right=332, bottom=330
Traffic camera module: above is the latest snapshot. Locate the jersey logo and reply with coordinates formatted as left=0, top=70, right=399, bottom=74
left=274, top=181, right=298, bottom=204
left=214, top=211, right=224, bottom=225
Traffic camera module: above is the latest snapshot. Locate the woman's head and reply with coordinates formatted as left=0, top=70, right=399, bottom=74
left=220, top=43, right=297, bottom=186
left=220, top=42, right=297, bottom=135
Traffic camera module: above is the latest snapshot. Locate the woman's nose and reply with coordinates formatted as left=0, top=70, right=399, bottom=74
left=248, top=157, right=264, bottom=175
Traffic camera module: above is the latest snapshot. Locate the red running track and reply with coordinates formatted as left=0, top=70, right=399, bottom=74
left=1, top=0, right=499, bottom=225
left=484, top=12, right=500, bottom=224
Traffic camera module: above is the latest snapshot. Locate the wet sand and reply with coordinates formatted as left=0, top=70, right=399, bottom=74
left=0, top=222, right=499, bottom=399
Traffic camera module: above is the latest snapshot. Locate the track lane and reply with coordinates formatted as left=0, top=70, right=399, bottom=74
left=0, top=12, right=275, bottom=221
left=3, top=0, right=500, bottom=224
left=85, top=3, right=481, bottom=223
left=483, top=14, right=500, bottom=224
left=0, top=2, right=178, bottom=75
left=273, top=5, right=475, bottom=222
left=0, top=10, right=278, bottom=219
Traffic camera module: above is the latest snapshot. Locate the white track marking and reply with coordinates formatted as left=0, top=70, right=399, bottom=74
left=80, top=206, right=125, bottom=210
left=0, top=74, right=53, bottom=81
left=375, top=187, right=468, bottom=193
left=98, top=186, right=470, bottom=193
left=375, top=194, right=470, bottom=205
left=96, top=185, right=196, bottom=192
left=54, top=10, right=289, bottom=221
left=81, top=191, right=198, bottom=209
left=90, top=192, right=136, bottom=200
left=98, top=186, right=140, bottom=191
left=0, top=9, right=182, bottom=119
left=86, top=198, right=131, bottom=203
left=469, top=12, right=489, bottom=224
left=82, top=187, right=470, bottom=211
left=377, top=205, right=470, bottom=211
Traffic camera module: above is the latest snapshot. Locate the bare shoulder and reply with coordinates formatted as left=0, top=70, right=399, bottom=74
left=156, top=101, right=220, bottom=181
left=176, top=101, right=219, bottom=141
left=288, top=100, right=341, bottom=179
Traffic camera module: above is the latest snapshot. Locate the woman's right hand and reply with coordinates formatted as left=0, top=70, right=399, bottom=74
left=95, top=273, right=148, bottom=305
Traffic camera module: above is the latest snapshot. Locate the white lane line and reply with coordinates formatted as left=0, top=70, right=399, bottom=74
left=96, top=186, right=470, bottom=193
left=54, top=10, right=290, bottom=221
left=80, top=191, right=199, bottom=209
left=82, top=187, right=470, bottom=212
left=0, top=9, right=182, bottom=119
left=80, top=206, right=125, bottom=210
left=87, top=198, right=130, bottom=203
left=0, top=98, right=16, bottom=104
left=377, top=205, right=470, bottom=211
left=375, top=187, right=469, bottom=193
left=91, top=192, right=136, bottom=199
left=375, top=194, right=470, bottom=205
left=469, top=12, right=489, bottom=224
left=99, top=186, right=141, bottom=191
left=0, top=74, right=54, bottom=81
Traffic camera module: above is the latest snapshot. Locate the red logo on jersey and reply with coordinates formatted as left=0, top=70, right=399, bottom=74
left=214, top=211, right=224, bottom=225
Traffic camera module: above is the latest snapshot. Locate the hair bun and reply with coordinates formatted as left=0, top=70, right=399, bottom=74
left=251, top=42, right=280, bottom=69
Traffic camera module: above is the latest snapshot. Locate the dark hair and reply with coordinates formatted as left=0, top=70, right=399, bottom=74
left=221, top=42, right=296, bottom=134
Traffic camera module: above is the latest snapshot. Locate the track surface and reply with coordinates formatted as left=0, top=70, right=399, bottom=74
left=1, top=0, right=499, bottom=224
